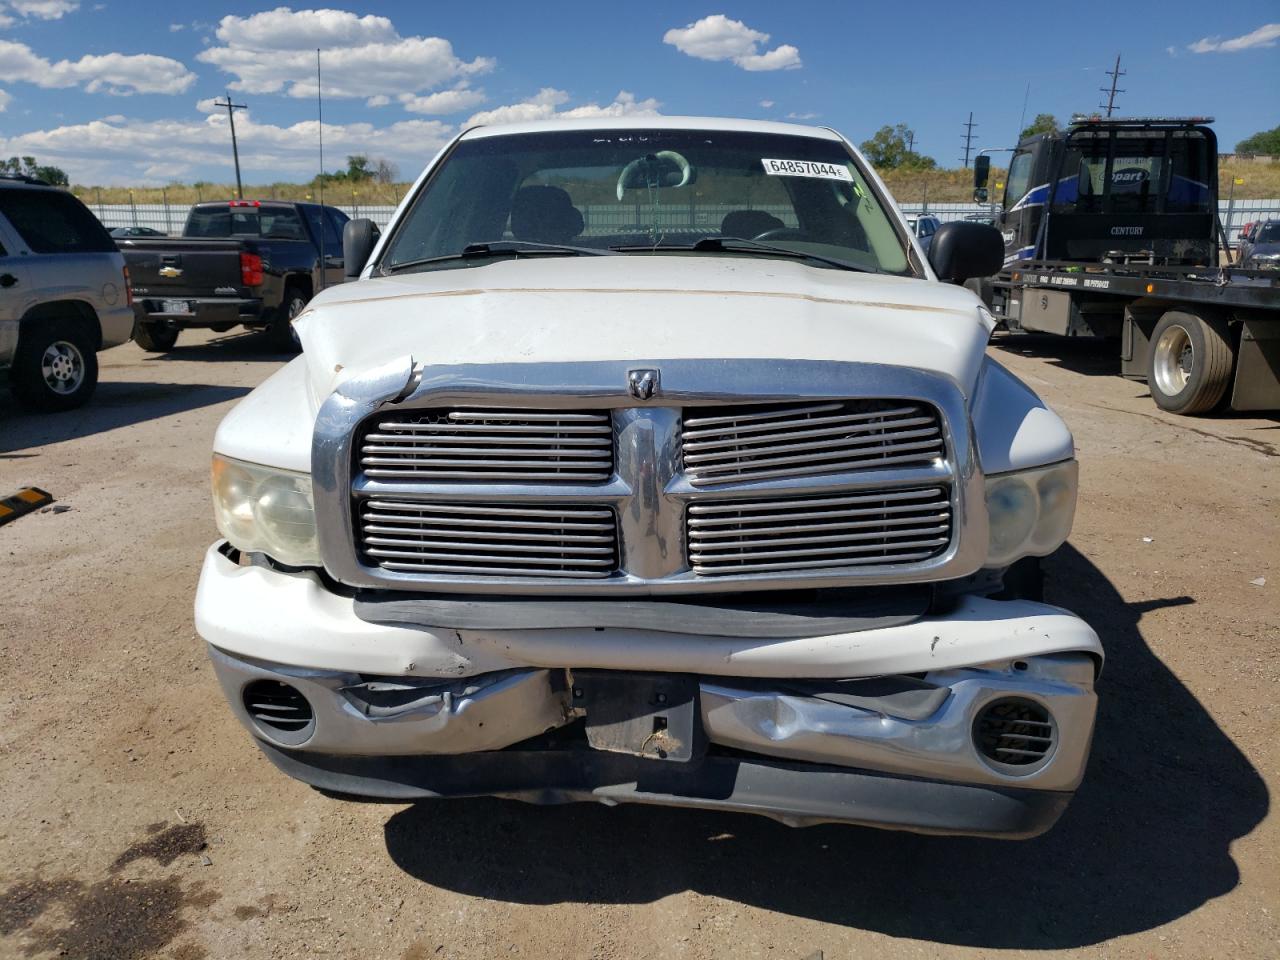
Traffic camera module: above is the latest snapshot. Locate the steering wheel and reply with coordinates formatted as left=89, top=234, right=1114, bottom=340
left=752, top=227, right=809, bottom=242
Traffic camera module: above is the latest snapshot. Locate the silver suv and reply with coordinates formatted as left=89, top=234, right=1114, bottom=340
left=0, top=176, right=134, bottom=411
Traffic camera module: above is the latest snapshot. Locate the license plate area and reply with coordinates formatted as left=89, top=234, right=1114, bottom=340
left=161, top=299, right=192, bottom=314
left=573, top=671, right=702, bottom=763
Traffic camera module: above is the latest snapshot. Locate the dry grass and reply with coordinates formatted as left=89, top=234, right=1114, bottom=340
left=69, top=159, right=1280, bottom=209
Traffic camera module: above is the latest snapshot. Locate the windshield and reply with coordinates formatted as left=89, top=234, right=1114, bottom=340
left=1256, top=223, right=1279, bottom=244
left=186, top=204, right=307, bottom=239
left=380, top=128, right=911, bottom=275
left=1053, top=128, right=1214, bottom=215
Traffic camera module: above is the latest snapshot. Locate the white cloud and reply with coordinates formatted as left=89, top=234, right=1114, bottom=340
left=195, top=97, right=220, bottom=113
left=0, top=12, right=14, bottom=27
left=9, top=0, right=78, bottom=19
left=168, top=22, right=183, bottom=32
left=198, top=7, right=494, bottom=100
left=465, top=89, right=660, bottom=127
left=786, top=111, right=818, bottom=121
left=1189, top=22, right=1280, bottom=53
left=0, top=111, right=456, bottom=184
left=758, top=99, right=774, bottom=109
left=399, top=87, right=486, bottom=115
left=736, top=45, right=801, bottom=72
left=365, top=94, right=390, bottom=108
left=663, top=14, right=801, bottom=71
left=0, top=39, right=195, bottom=95
left=0, top=89, right=10, bottom=112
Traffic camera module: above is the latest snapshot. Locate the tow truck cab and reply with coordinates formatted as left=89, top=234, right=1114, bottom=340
left=979, top=118, right=1218, bottom=268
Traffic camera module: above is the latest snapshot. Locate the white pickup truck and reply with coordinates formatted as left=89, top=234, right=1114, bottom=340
left=197, top=117, right=1101, bottom=838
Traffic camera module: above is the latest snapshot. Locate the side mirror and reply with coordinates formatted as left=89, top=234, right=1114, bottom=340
left=973, top=187, right=989, bottom=203
left=342, top=218, right=380, bottom=279
left=927, top=221, right=1005, bottom=283
left=973, top=155, right=991, bottom=190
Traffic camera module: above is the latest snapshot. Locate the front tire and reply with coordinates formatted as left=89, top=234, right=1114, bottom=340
left=1147, top=310, right=1234, bottom=415
left=10, top=319, right=99, bottom=412
left=267, top=286, right=307, bottom=351
left=133, top=320, right=180, bottom=352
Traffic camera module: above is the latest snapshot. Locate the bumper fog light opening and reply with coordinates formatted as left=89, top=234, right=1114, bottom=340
left=242, top=679, right=316, bottom=747
left=973, top=696, right=1057, bottom=775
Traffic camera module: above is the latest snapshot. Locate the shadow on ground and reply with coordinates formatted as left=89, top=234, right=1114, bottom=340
left=991, top=332, right=1122, bottom=379
left=0, top=380, right=250, bottom=454
left=137, top=328, right=298, bottom=364
left=382, top=544, right=1268, bottom=950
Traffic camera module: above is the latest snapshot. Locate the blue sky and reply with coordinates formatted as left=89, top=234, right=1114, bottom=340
left=0, top=1, right=1276, bottom=185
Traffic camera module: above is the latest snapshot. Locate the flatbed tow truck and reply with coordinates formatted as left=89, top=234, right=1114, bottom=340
left=973, top=116, right=1279, bottom=414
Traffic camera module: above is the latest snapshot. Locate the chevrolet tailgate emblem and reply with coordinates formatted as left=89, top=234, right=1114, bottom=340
left=158, top=266, right=183, bottom=278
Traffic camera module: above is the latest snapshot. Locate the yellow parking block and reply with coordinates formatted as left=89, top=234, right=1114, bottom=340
left=0, top=486, right=54, bottom=527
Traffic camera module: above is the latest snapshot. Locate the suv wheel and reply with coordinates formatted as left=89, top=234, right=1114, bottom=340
left=11, top=318, right=99, bottom=412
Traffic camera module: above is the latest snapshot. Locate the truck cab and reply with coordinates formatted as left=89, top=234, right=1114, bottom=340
left=985, top=118, right=1218, bottom=268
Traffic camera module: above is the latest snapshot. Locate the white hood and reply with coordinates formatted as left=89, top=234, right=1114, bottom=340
left=294, top=256, right=994, bottom=400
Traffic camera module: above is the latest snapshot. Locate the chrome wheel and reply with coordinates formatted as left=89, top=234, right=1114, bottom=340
left=1152, top=323, right=1193, bottom=397
left=41, top=340, right=86, bottom=395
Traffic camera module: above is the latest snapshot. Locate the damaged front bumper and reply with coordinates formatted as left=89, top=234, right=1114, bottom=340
left=199, top=543, right=1100, bottom=837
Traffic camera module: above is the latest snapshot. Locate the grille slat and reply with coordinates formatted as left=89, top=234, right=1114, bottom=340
left=360, top=408, right=614, bottom=482
left=359, top=500, right=619, bottom=579
left=682, top=400, right=944, bottom=486
left=687, top=487, right=952, bottom=576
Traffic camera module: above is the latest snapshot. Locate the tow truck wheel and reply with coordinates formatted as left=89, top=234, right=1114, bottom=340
left=1148, top=311, right=1234, bottom=415
left=133, top=321, right=179, bottom=352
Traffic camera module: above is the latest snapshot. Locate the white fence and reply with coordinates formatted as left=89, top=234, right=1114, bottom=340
left=93, top=199, right=1280, bottom=245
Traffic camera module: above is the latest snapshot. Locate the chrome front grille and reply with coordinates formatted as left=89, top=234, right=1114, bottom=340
left=681, top=400, right=944, bottom=486
left=359, top=500, right=619, bottom=578
left=360, top=408, right=614, bottom=483
left=686, top=487, right=952, bottom=576
left=325, top=362, right=977, bottom=595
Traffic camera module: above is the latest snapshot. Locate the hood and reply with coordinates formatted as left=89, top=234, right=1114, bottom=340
left=294, top=255, right=994, bottom=401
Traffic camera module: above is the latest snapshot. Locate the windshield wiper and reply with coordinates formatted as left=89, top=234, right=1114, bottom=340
left=610, top=236, right=879, bottom=274
left=385, top=240, right=615, bottom=273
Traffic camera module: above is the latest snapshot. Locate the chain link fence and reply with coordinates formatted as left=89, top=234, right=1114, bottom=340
left=92, top=198, right=1280, bottom=247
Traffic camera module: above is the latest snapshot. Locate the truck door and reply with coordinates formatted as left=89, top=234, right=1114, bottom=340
left=300, top=204, right=345, bottom=290
left=0, top=217, right=30, bottom=365
left=1000, top=143, right=1046, bottom=264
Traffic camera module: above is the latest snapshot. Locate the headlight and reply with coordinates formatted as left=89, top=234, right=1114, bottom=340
left=211, top=454, right=320, bottom=567
left=984, top=460, right=1078, bottom=567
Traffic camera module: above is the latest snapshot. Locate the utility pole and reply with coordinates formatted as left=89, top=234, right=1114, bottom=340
left=960, top=112, right=978, bottom=168
left=214, top=92, right=247, bottom=199
left=1100, top=54, right=1125, bottom=117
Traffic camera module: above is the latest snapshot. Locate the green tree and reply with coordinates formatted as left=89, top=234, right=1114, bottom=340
left=1020, top=113, right=1059, bottom=139
left=2, top=155, right=68, bottom=185
left=1235, top=125, right=1280, bottom=156
left=859, top=124, right=936, bottom=171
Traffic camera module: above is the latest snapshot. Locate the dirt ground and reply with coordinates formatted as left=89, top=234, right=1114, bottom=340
left=0, top=329, right=1276, bottom=960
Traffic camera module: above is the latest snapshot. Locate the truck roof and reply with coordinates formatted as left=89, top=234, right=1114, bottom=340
left=460, top=115, right=843, bottom=142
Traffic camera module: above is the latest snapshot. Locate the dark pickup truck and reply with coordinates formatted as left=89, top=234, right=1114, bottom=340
left=117, top=200, right=353, bottom=350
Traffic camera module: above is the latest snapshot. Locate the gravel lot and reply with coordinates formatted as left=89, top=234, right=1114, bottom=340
left=1, top=329, right=1276, bottom=960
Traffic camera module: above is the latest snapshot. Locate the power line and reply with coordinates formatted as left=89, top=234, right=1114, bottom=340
left=211, top=92, right=245, bottom=199
left=1100, top=53, right=1125, bottom=117
left=960, top=112, right=978, bottom=168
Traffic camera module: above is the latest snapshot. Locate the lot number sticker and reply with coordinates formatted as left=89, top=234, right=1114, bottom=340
left=761, top=159, right=853, bottom=182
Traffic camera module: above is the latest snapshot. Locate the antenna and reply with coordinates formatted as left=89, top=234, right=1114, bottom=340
left=960, top=112, right=978, bottom=168
left=316, top=49, right=325, bottom=211
left=213, top=92, right=247, bottom=199
left=1017, top=81, right=1030, bottom=137
left=1100, top=54, right=1125, bottom=117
